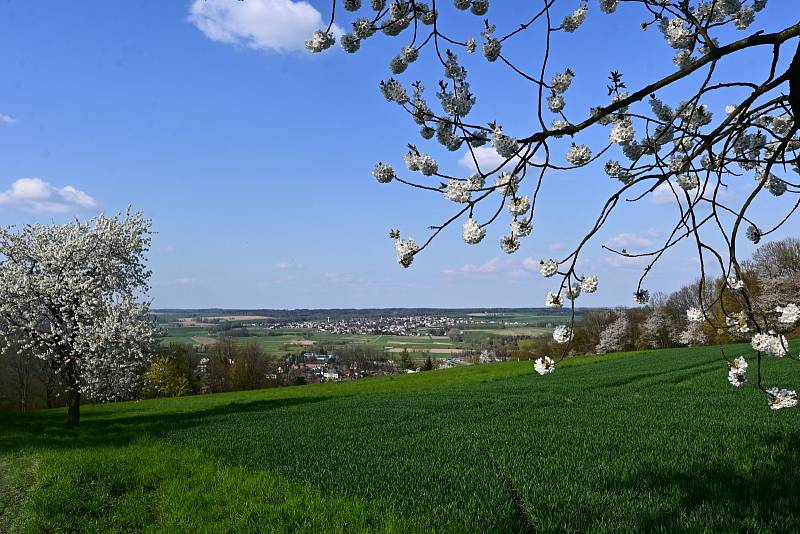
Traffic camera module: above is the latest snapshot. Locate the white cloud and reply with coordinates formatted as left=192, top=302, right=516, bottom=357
left=189, top=0, right=342, bottom=53
left=602, top=230, right=660, bottom=268
left=652, top=180, right=736, bottom=206
left=324, top=272, right=362, bottom=285
left=443, top=257, right=501, bottom=275
left=274, top=260, right=304, bottom=270
left=521, top=257, right=539, bottom=270
left=605, top=230, right=659, bottom=249
left=652, top=182, right=679, bottom=205
left=0, top=178, right=98, bottom=213
left=0, top=114, right=15, bottom=124
left=458, top=146, right=526, bottom=174
left=602, top=254, right=649, bottom=268
left=463, top=258, right=500, bottom=273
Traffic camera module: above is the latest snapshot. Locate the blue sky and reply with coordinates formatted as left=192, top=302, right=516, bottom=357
left=0, top=1, right=796, bottom=308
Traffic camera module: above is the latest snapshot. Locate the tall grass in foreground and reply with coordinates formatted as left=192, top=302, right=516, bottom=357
left=2, top=343, right=799, bottom=532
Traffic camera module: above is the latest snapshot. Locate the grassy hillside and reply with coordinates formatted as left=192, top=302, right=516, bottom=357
left=2, top=344, right=799, bottom=532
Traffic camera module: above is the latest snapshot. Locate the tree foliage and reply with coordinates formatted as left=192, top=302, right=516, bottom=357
left=142, top=355, right=190, bottom=398
left=0, top=210, right=156, bottom=424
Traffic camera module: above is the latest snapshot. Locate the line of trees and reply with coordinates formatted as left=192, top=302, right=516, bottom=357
left=517, top=238, right=800, bottom=358
left=0, top=339, right=276, bottom=411
left=142, top=339, right=280, bottom=398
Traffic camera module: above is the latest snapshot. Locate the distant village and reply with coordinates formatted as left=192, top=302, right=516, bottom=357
left=272, top=349, right=504, bottom=385
left=187, top=314, right=532, bottom=337
left=171, top=312, right=562, bottom=390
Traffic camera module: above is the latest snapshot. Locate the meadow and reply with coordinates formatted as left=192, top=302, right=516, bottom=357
left=159, top=326, right=471, bottom=358
left=2, top=342, right=799, bottom=532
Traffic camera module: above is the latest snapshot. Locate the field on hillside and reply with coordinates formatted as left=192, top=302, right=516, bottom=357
left=3, top=343, right=799, bottom=532
left=160, top=327, right=470, bottom=358
left=462, top=327, right=552, bottom=337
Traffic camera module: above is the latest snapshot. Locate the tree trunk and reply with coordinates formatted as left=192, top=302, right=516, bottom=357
left=64, top=360, right=80, bottom=426
left=17, top=352, right=31, bottom=414
left=66, top=384, right=80, bottom=426
left=45, top=369, right=58, bottom=409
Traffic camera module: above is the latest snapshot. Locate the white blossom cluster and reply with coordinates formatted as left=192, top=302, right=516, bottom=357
left=726, top=311, right=751, bottom=335
left=609, top=117, right=635, bottom=145
left=746, top=225, right=762, bottom=244
left=462, top=218, right=485, bottom=244
left=499, top=235, right=520, bottom=254
left=0, top=211, right=156, bottom=403
left=81, top=296, right=156, bottom=402
left=580, top=275, right=599, bottom=293
left=561, top=5, right=587, bottom=32
left=481, top=23, right=501, bottom=62
left=404, top=151, right=438, bottom=175
left=495, top=172, right=520, bottom=196
left=538, top=274, right=598, bottom=314
left=566, top=282, right=581, bottom=300
left=660, top=18, right=694, bottom=50
left=686, top=307, right=704, bottom=323
left=727, top=276, right=745, bottom=290
left=553, top=325, right=573, bottom=344
left=727, top=356, right=748, bottom=387
left=765, top=175, right=787, bottom=197
left=767, top=388, right=797, bottom=410
left=565, top=144, right=592, bottom=166
left=534, top=355, right=555, bottom=375
left=511, top=220, right=531, bottom=238
left=678, top=322, right=707, bottom=346
left=492, top=126, right=519, bottom=159
left=548, top=93, right=565, bottom=113
left=776, top=303, right=800, bottom=325
left=305, top=30, right=335, bottom=53
left=380, top=78, right=409, bottom=104
left=545, top=291, right=563, bottom=308
left=444, top=179, right=472, bottom=203
left=599, top=0, right=618, bottom=13
left=751, top=331, right=788, bottom=357
left=507, top=196, right=530, bottom=216
left=437, top=51, right=476, bottom=118
left=539, top=259, right=558, bottom=277
left=550, top=119, right=570, bottom=137
left=394, top=236, right=420, bottom=268
left=467, top=174, right=485, bottom=191
left=604, top=160, right=623, bottom=178
left=373, top=162, right=396, bottom=183
left=550, top=70, right=574, bottom=94
left=677, top=173, right=700, bottom=191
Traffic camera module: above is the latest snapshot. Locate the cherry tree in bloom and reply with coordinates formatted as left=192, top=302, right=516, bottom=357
left=0, top=210, right=156, bottom=425
left=596, top=315, right=630, bottom=354
left=308, top=0, right=800, bottom=407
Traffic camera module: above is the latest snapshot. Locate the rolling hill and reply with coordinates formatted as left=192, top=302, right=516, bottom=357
left=2, top=343, right=799, bottom=532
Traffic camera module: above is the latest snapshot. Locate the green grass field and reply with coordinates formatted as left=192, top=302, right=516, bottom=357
left=462, top=327, right=553, bottom=337
left=159, top=328, right=469, bottom=358
left=2, top=343, right=799, bottom=532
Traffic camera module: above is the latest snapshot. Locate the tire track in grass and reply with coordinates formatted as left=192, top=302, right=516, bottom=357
left=0, top=452, right=39, bottom=533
